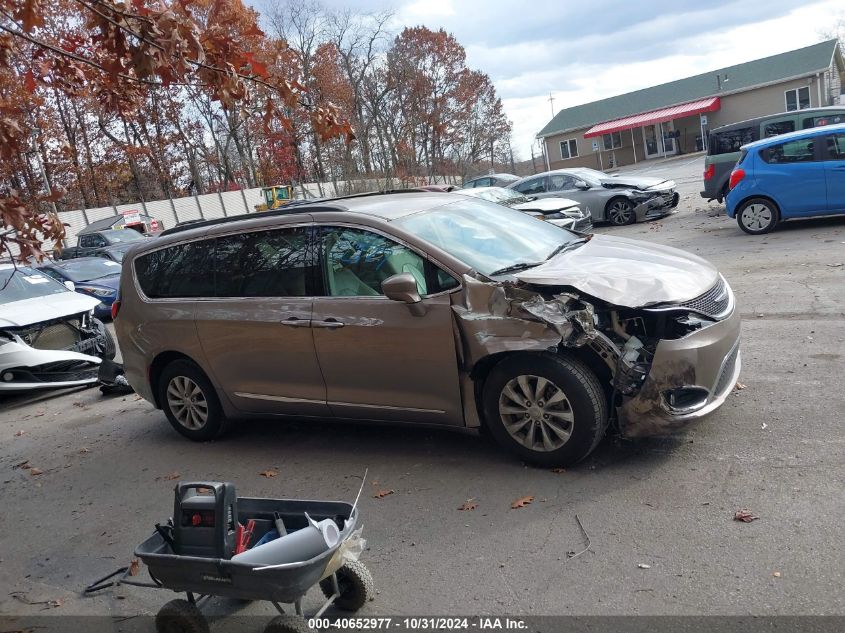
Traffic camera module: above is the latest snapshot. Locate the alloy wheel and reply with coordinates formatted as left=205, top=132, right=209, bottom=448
left=740, top=203, right=773, bottom=231
left=608, top=200, right=633, bottom=224
left=498, top=374, right=574, bottom=452
left=166, top=376, right=209, bottom=430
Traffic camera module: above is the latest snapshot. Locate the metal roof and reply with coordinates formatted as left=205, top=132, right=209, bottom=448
left=538, top=39, right=842, bottom=138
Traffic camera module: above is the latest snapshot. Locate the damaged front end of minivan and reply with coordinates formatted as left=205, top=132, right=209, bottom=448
left=451, top=273, right=741, bottom=438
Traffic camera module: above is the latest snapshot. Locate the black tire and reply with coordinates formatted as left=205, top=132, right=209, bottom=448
left=263, top=615, right=316, bottom=633
left=605, top=197, right=636, bottom=225
left=481, top=352, right=608, bottom=467
left=736, top=197, right=779, bottom=235
left=319, top=560, right=375, bottom=611
left=158, top=359, right=226, bottom=441
left=155, top=599, right=209, bottom=633
left=99, top=320, right=116, bottom=360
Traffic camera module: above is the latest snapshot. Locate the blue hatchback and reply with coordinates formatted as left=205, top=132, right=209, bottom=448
left=726, top=123, right=845, bottom=234
left=36, top=257, right=122, bottom=319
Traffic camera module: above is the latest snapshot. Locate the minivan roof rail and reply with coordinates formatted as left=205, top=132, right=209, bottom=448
left=159, top=189, right=427, bottom=237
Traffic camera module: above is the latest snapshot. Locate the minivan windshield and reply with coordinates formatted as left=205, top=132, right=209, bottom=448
left=101, top=229, right=146, bottom=243
left=0, top=266, right=69, bottom=304
left=394, top=199, right=577, bottom=276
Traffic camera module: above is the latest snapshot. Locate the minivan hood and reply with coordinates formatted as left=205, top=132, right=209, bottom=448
left=514, top=235, right=718, bottom=308
left=0, top=292, right=101, bottom=328
left=513, top=197, right=579, bottom=212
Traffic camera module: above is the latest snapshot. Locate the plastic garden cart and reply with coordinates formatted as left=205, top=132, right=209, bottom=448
left=85, top=496, right=373, bottom=633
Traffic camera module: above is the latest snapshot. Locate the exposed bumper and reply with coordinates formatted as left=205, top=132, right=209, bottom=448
left=0, top=337, right=101, bottom=391
left=617, top=306, right=742, bottom=437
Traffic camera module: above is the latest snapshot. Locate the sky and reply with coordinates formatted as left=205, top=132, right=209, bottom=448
left=294, top=0, right=843, bottom=161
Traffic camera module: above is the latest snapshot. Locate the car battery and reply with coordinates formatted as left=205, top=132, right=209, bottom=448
left=172, top=482, right=238, bottom=559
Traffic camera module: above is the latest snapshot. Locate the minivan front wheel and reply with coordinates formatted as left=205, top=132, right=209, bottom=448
left=482, top=353, right=608, bottom=466
left=158, top=360, right=226, bottom=441
left=737, top=198, right=779, bottom=234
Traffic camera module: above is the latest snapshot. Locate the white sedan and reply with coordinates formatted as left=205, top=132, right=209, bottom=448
left=456, top=186, right=593, bottom=232
left=0, top=264, right=114, bottom=391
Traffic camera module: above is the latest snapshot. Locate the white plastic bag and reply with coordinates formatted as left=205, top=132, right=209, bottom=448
left=320, top=526, right=366, bottom=580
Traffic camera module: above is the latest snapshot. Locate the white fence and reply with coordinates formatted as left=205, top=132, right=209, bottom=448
left=53, top=174, right=458, bottom=250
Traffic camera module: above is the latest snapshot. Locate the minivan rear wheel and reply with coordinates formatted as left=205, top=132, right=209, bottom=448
left=481, top=353, right=608, bottom=466
left=158, top=360, right=226, bottom=441
left=737, top=197, right=779, bottom=234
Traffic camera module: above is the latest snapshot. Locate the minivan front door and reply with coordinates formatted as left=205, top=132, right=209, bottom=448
left=311, top=225, right=464, bottom=425
left=194, top=226, right=330, bottom=416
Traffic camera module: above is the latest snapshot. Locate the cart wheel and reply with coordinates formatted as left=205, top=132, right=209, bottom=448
left=155, top=599, right=209, bottom=633
left=319, top=560, right=374, bottom=611
left=264, top=614, right=316, bottom=633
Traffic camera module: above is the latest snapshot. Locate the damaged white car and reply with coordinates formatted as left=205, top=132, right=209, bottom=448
left=0, top=264, right=115, bottom=392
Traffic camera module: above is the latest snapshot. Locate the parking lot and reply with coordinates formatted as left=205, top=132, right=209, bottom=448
left=1, top=154, right=844, bottom=621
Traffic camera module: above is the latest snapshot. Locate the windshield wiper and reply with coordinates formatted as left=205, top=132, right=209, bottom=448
left=545, top=236, right=591, bottom=261
left=489, top=261, right=544, bottom=276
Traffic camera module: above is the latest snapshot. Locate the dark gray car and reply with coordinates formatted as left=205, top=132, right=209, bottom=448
left=508, top=168, right=679, bottom=226
left=463, top=173, right=519, bottom=188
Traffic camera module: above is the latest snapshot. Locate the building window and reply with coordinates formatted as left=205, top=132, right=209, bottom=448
left=559, top=138, right=578, bottom=160
left=785, top=86, right=811, bottom=111
left=602, top=131, right=622, bottom=150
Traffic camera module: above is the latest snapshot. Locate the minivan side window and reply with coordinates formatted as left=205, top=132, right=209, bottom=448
left=214, top=227, right=315, bottom=298
left=320, top=227, right=428, bottom=297
left=763, top=121, right=795, bottom=137
left=709, top=127, right=758, bottom=155
left=760, top=138, right=818, bottom=164
left=135, top=240, right=215, bottom=298
left=802, top=114, right=845, bottom=129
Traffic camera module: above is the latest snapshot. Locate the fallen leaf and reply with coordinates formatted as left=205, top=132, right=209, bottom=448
left=29, top=467, right=43, bottom=476
left=79, top=447, right=90, bottom=453
left=551, top=467, right=566, bottom=474
left=373, top=489, right=394, bottom=499
left=734, top=509, right=759, bottom=523
left=48, top=597, right=65, bottom=608
left=72, top=401, right=85, bottom=408
left=128, top=559, right=140, bottom=576
left=14, top=430, right=24, bottom=437
left=735, top=382, right=747, bottom=391
left=33, top=409, right=45, bottom=417
left=259, top=469, right=278, bottom=478
left=772, top=571, right=781, bottom=578
left=511, top=495, right=534, bottom=509
left=637, top=563, right=651, bottom=569
left=163, top=472, right=180, bottom=480
left=14, top=460, right=30, bottom=469
left=458, top=499, right=478, bottom=511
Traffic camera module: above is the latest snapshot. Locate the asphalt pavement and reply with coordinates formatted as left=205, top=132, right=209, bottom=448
left=1, top=155, right=843, bottom=624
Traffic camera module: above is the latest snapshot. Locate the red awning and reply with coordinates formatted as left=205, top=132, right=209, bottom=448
left=583, top=97, right=721, bottom=138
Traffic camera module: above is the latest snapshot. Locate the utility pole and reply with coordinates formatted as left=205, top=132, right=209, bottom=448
left=548, top=92, right=556, bottom=117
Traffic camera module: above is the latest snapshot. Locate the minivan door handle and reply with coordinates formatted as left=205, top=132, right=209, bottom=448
left=280, top=317, right=310, bottom=328
left=312, top=318, right=344, bottom=329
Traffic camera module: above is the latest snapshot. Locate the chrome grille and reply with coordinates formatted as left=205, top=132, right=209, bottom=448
left=679, top=277, right=731, bottom=319
left=714, top=344, right=740, bottom=396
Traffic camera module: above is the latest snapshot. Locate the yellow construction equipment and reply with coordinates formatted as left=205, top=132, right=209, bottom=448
left=255, top=184, right=294, bottom=211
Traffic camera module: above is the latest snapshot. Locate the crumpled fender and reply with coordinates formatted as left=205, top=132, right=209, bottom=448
left=0, top=335, right=103, bottom=369
left=450, top=275, right=598, bottom=370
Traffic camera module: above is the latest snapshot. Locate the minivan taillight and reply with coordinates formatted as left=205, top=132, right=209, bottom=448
left=728, top=168, right=746, bottom=190
left=111, top=300, right=121, bottom=320
left=703, top=164, right=715, bottom=181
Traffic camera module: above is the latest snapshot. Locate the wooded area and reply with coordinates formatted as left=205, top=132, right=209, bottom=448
left=0, top=0, right=512, bottom=258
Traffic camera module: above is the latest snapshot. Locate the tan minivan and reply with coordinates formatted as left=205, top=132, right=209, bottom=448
left=115, top=192, right=740, bottom=466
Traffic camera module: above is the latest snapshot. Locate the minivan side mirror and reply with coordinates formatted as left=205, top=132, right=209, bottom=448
left=382, top=273, right=426, bottom=316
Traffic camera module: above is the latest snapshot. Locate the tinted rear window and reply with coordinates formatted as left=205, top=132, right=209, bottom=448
left=135, top=241, right=214, bottom=298
left=709, top=127, right=758, bottom=155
